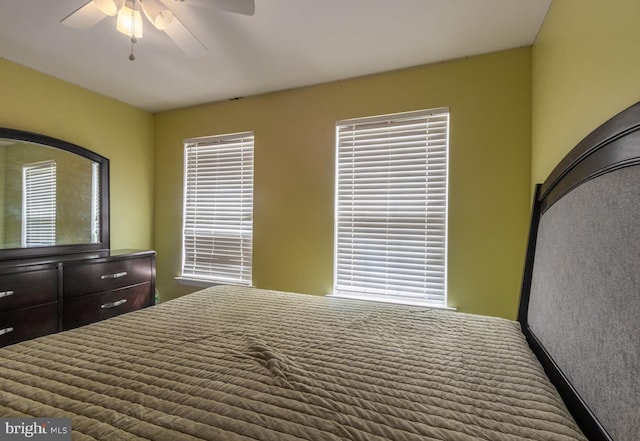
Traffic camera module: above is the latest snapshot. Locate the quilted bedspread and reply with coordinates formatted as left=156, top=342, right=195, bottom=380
left=0, top=286, right=586, bottom=440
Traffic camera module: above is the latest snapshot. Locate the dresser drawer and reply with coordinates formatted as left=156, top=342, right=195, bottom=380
left=0, top=267, right=58, bottom=312
left=63, top=256, right=153, bottom=297
left=62, top=282, right=152, bottom=330
left=0, top=303, right=58, bottom=347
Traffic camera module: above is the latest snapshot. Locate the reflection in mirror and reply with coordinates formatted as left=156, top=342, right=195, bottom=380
left=0, top=138, right=101, bottom=250
left=23, top=159, right=58, bottom=247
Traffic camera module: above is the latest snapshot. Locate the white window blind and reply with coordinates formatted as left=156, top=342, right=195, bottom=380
left=22, top=160, right=57, bottom=247
left=334, top=108, right=449, bottom=307
left=181, top=132, right=254, bottom=285
left=91, top=162, right=101, bottom=243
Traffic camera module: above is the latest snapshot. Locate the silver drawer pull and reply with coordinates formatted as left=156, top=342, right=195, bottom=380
left=101, top=299, right=127, bottom=309
left=101, top=271, right=128, bottom=280
left=0, top=327, right=14, bottom=336
left=0, top=290, right=14, bottom=299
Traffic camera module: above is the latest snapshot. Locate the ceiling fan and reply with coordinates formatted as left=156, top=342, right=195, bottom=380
left=61, top=0, right=255, bottom=59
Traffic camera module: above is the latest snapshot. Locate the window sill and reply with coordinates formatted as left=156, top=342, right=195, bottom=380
left=328, top=292, right=456, bottom=311
left=176, top=277, right=221, bottom=288
left=176, top=276, right=254, bottom=289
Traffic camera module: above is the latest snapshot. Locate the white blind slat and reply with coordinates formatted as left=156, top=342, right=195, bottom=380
left=181, top=132, right=254, bottom=285
left=334, top=108, right=449, bottom=307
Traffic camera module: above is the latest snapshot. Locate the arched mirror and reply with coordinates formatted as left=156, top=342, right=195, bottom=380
left=0, top=128, right=109, bottom=259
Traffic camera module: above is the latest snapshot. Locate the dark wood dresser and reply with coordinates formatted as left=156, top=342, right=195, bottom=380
left=0, top=249, right=155, bottom=347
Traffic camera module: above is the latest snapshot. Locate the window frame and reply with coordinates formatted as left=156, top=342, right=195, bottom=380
left=179, top=131, right=255, bottom=287
left=333, top=108, right=450, bottom=308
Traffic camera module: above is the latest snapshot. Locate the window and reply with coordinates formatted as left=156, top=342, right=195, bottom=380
left=91, top=162, right=101, bottom=243
left=181, top=132, right=254, bottom=285
left=334, top=108, right=449, bottom=307
left=22, top=160, right=57, bottom=247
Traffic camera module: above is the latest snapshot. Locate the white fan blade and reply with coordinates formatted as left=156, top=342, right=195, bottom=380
left=164, top=16, right=207, bottom=57
left=61, top=1, right=108, bottom=29
left=178, top=0, right=255, bottom=16
left=140, top=0, right=174, bottom=30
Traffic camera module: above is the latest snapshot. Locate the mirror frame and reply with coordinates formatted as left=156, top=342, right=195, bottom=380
left=0, top=127, right=110, bottom=259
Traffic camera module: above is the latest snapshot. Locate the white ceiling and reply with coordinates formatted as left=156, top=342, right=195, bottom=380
left=0, top=0, right=551, bottom=113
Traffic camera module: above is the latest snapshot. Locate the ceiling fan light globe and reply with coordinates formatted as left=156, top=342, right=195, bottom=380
left=116, top=4, right=143, bottom=38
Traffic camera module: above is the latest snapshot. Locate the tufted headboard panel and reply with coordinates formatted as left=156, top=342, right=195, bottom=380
left=519, top=103, right=640, bottom=441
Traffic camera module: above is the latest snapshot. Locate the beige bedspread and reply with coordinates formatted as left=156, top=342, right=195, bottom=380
left=0, top=286, right=586, bottom=440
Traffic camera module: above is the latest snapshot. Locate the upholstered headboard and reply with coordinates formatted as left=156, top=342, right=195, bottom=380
left=519, top=102, right=640, bottom=441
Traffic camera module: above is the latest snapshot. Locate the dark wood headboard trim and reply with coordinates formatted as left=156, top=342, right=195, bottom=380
left=539, top=102, right=640, bottom=214
left=517, top=184, right=541, bottom=326
left=517, top=102, right=640, bottom=441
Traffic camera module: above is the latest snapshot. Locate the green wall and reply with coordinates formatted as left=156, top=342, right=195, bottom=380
left=0, top=58, right=155, bottom=251
left=0, top=47, right=534, bottom=320
left=532, top=0, right=640, bottom=185
left=155, top=48, right=532, bottom=319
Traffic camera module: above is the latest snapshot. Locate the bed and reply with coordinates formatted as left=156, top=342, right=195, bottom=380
left=1, top=285, right=587, bottom=441
left=1, top=102, right=639, bottom=440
